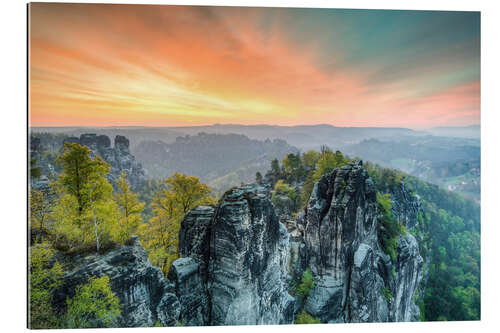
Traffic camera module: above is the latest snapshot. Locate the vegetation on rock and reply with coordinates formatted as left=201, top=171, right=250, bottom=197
left=64, top=275, right=121, bottom=328
left=296, top=269, right=315, bottom=301
left=295, top=310, right=321, bottom=324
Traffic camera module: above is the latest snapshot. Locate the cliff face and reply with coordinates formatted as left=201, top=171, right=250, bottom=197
left=65, top=134, right=148, bottom=189
left=53, top=238, right=180, bottom=327
left=295, top=161, right=423, bottom=323
left=55, top=161, right=423, bottom=326
left=171, top=185, right=294, bottom=326
left=30, top=133, right=148, bottom=191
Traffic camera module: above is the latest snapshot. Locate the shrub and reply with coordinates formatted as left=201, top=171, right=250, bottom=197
left=295, top=310, right=321, bottom=324
left=376, top=192, right=405, bottom=261
left=29, top=243, right=64, bottom=329
left=296, top=269, right=315, bottom=300
left=382, top=287, right=393, bottom=301
left=64, top=275, right=121, bottom=328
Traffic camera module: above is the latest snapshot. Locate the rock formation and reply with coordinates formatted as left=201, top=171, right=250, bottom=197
left=294, top=161, right=423, bottom=323
left=63, top=134, right=148, bottom=189
left=53, top=237, right=180, bottom=327
left=171, top=185, right=294, bottom=326
left=54, top=161, right=424, bottom=326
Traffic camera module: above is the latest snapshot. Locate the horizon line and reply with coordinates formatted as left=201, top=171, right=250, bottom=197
left=29, top=123, right=481, bottom=131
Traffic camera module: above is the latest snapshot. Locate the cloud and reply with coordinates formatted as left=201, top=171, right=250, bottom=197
left=29, top=4, right=480, bottom=128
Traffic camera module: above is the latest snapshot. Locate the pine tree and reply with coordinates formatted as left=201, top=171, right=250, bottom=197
left=255, top=171, right=263, bottom=184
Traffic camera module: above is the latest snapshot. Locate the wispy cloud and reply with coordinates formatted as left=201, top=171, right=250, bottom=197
left=29, top=4, right=480, bottom=128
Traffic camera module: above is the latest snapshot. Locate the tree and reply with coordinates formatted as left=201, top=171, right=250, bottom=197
left=165, top=173, right=212, bottom=214
left=296, top=268, right=315, bottom=300
left=376, top=192, right=403, bottom=261
left=30, top=189, right=53, bottom=236
left=29, top=243, right=64, bottom=329
left=301, top=150, right=320, bottom=171
left=56, top=142, right=112, bottom=221
left=87, top=199, right=119, bottom=252
left=30, top=157, right=42, bottom=180
left=141, top=189, right=180, bottom=274
left=140, top=173, right=213, bottom=274
left=255, top=171, right=263, bottom=185
left=51, top=193, right=82, bottom=249
left=301, top=173, right=316, bottom=208
left=113, top=172, right=145, bottom=244
left=55, top=143, right=114, bottom=251
left=283, top=152, right=303, bottom=182
left=295, top=310, right=321, bottom=324
left=272, top=180, right=301, bottom=213
left=271, top=158, right=281, bottom=177
left=64, top=275, right=121, bottom=328
left=313, top=149, right=349, bottom=181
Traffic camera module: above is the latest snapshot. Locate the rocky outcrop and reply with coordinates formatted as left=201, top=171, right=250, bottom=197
left=171, top=185, right=294, bottom=326
left=390, top=182, right=421, bottom=229
left=63, top=134, right=147, bottom=189
left=52, top=161, right=423, bottom=327
left=53, top=237, right=180, bottom=327
left=391, top=234, right=423, bottom=321
left=295, top=161, right=423, bottom=323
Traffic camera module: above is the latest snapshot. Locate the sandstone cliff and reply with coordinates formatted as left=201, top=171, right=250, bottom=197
left=171, top=185, right=294, bottom=326
left=30, top=133, right=148, bottom=190
left=295, top=161, right=423, bottom=323
left=64, top=134, right=148, bottom=189
left=54, top=161, right=423, bottom=326
left=53, top=237, right=180, bottom=327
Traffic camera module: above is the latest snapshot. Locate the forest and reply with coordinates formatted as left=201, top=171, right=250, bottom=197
left=29, top=136, right=480, bottom=327
left=29, top=142, right=216, bottom=328
left=264, top=148, right=480, bottom=321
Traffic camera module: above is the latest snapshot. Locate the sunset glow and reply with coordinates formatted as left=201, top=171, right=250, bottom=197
left=29, top=4, right=480, bottom=129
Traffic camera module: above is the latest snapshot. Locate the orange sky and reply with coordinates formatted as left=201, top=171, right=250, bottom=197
left=29, top=4, right=480, bottom=129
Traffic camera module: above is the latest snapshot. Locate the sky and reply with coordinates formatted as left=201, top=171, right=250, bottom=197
left=29, top=3, right=480, bottom=129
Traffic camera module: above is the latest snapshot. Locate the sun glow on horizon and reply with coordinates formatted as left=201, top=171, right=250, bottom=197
left=29, top=4, right=480, bottom=129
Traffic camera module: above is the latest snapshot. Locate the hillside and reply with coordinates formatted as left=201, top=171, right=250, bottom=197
left=132, top=132, right=298, bottom=193
left=344, top=136, right=480, bottom=201
left=29, top=134, right=480, bottom=327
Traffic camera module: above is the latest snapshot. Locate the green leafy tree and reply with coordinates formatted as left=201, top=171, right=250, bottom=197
left=55, top=143, right=114, bottom=251
left=295, top=310, right=321, bottom=324
left=271, top=158, right=281, bottom=176
left=376, top=192, right=404, bottom=261
left=140, top=173, right=213, bottom=274
left=51, top=193, right=82, bottom=249
left=56, top=142, right=112, bottom=221
left=29, top=243, right=64, bottom=329
left=296, top=268, right=315, bottom=300
left=283, top=152, right=303, bottom=182
left=301, top=150, right=321, bottom=171
left=301, top=173, right=316, bottom=208
left=255, top=171, right=263, bottom=184
left=166, top=173, right=212, bottom=214
left=113, top=172, right=145, bottom=243
left=64, top=275, right=121, bottom=328
left=272, top=180, right=301, bottom=213
left=313, top=149, right=349, bottom=181
left=30, top=188, right=53, bottom=237
left=30, top=157, right=42, bottom=180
